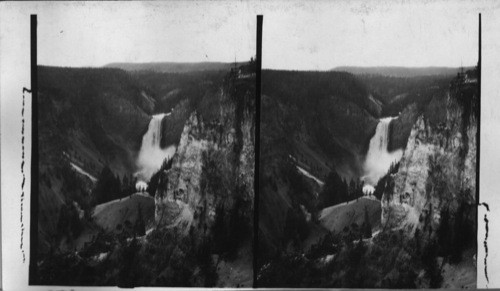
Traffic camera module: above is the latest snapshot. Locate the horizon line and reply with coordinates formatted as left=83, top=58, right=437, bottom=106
left=38, top=58, right=255, bottom=69
left=262, top=64, right=478, bottom=71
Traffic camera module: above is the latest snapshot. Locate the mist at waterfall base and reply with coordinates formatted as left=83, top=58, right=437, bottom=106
left=362, top=117, right=403, bottom=195
left=135, top=113, right=176, bottom=191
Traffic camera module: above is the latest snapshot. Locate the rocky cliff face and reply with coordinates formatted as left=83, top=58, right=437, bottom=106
left=154, top=76, right=255, bottom=240
left=382, top=80, right=478, bottom=240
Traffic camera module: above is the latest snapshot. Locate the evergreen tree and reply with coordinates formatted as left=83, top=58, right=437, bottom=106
left=451, top=203, right=466, bottom=263
left=422, top=241, right=443, bottom=288
left=135, top=204, right=146, bottom=236
left=122, top=175, right=129, bottom=192
left=92, top=165, right=121, bottom=205
left=318, top=170, right=351, bottom=209
left=363, top=206, right=372, bottom=238
left=437, top=207, right=451, bottom=256
left=147, top=157, right=173, bottom=197
left=349, top=179, right=356, bottom=196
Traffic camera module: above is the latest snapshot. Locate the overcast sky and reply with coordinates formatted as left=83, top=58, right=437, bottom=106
left=38, top=1, right=256, bottom=67
left=261, top=1, right=480, bottom=70
left=38, top=1, right=480, bottom=70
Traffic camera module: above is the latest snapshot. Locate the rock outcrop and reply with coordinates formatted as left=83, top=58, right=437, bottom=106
left=382, top=79, right=478, bottom=240
left=154, top=75, right=255, bottom=238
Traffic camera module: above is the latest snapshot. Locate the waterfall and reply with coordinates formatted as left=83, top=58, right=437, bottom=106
left=135, top=113, right=176, bottom=190
left=362, top=117, right=403, bottom=195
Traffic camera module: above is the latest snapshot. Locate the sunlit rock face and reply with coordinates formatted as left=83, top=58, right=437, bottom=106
left=154, top=113, right=209, bottom=229
left=154, top=81, right=255, bottom=234
left=382, top=88, right=478, bottom=238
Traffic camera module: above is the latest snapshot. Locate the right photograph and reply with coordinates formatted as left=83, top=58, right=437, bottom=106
left=257, top=4, right=479, bottom=288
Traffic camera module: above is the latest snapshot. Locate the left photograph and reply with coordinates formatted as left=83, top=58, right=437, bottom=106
left=32, top=3, right=255, bottom=287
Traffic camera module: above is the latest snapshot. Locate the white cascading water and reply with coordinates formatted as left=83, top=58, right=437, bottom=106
left=362, top=117, right=403, bottom=195
left=135, top=113, right=176, bottom=191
